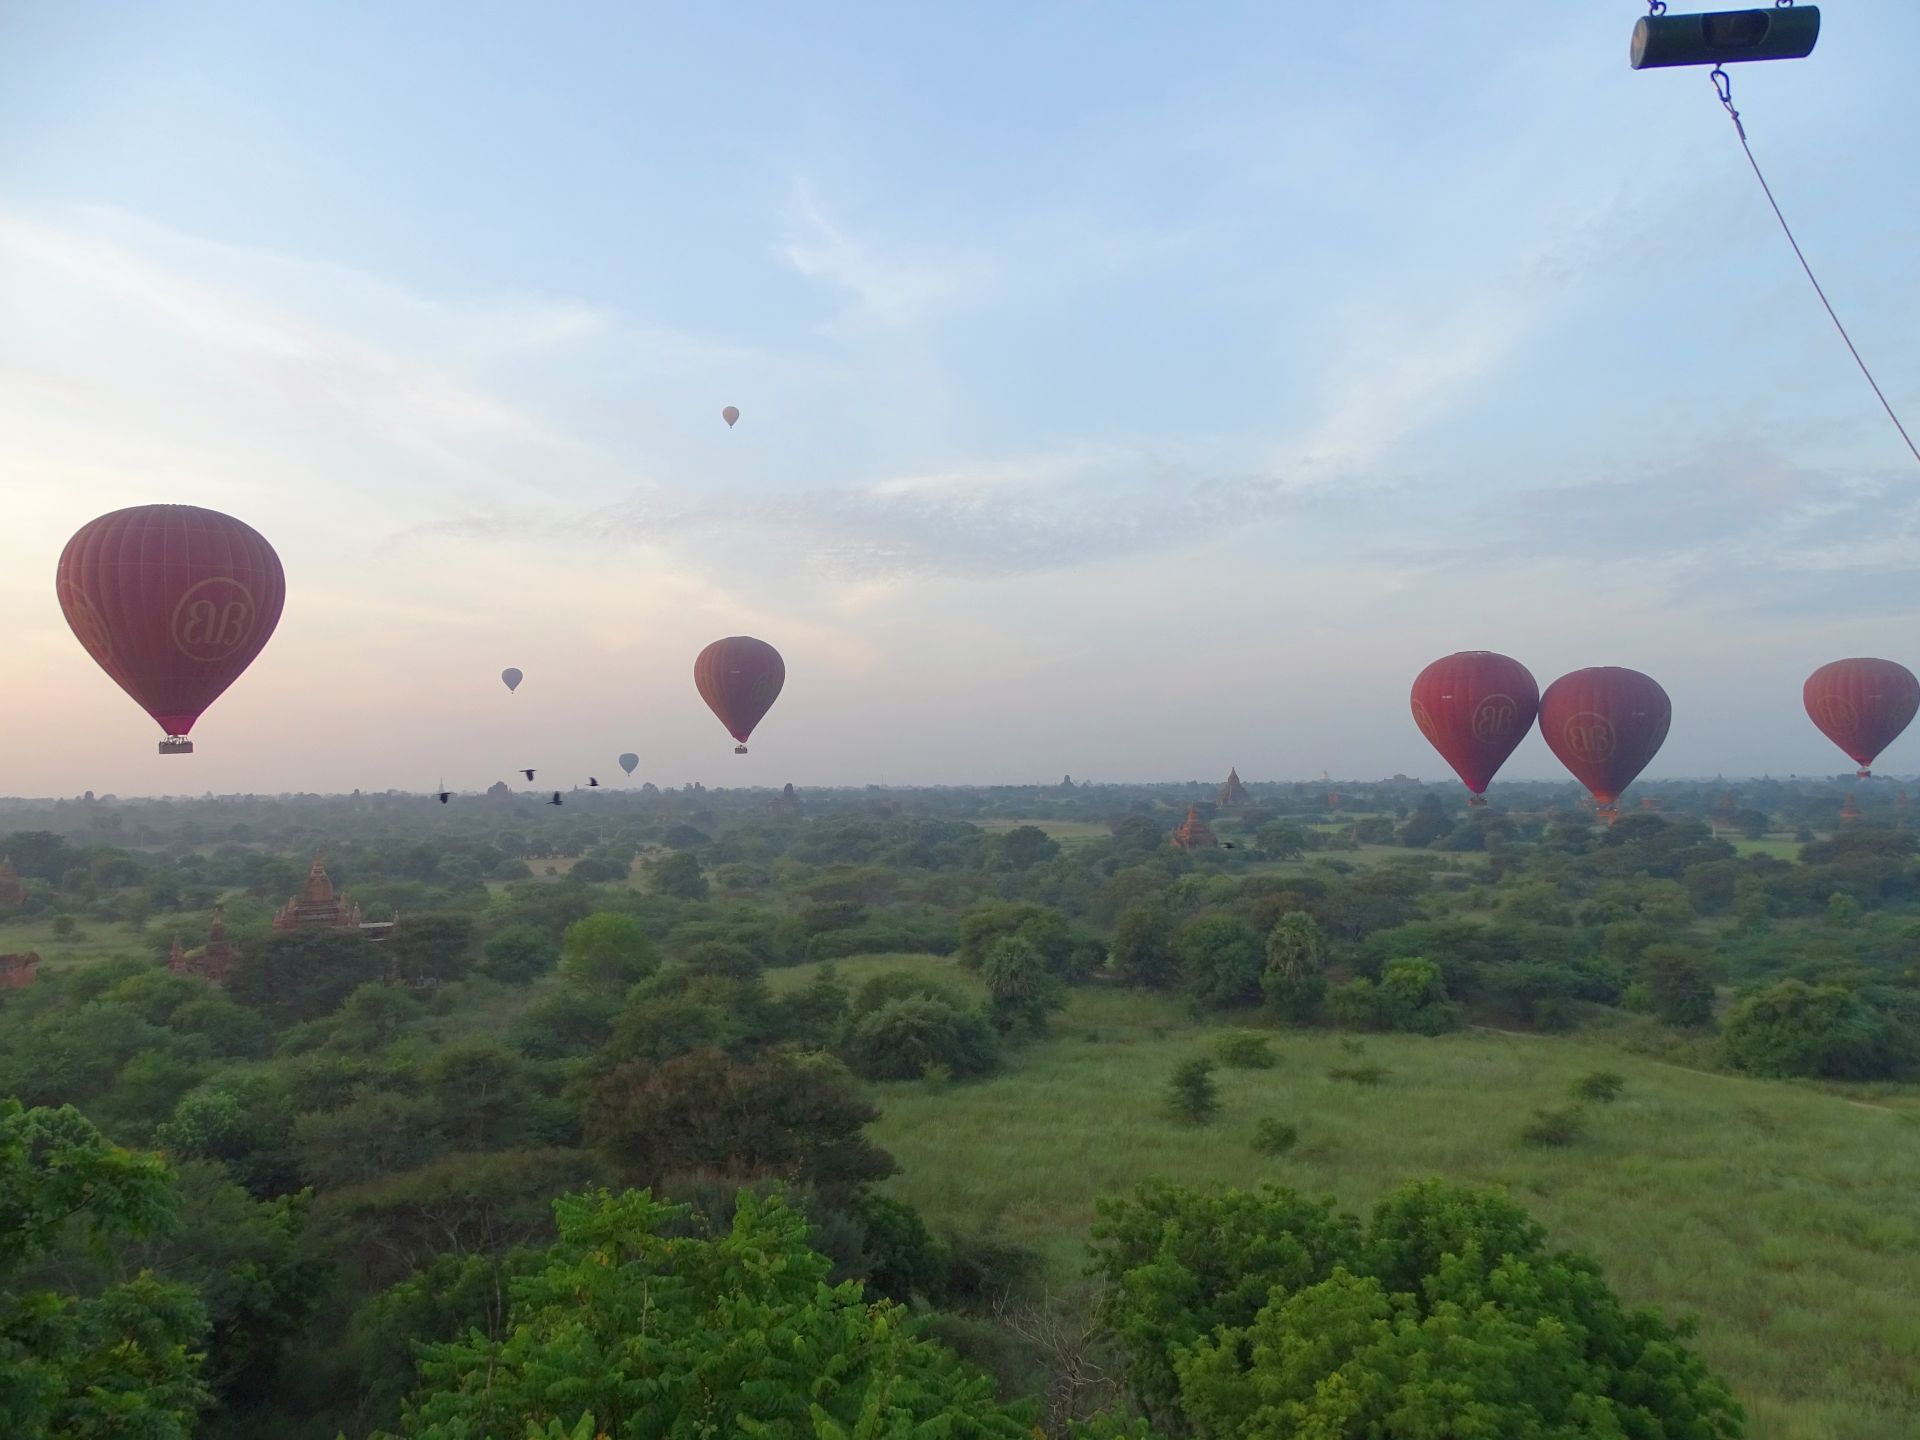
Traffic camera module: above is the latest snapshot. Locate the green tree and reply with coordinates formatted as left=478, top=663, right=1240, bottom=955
left=1175, top=916, right=1265, bottom=1009
left=981, top=934, right=1066, bottom=1034
left=649, top=850, right=709, bottom=900
left=384, top=1188, right=1030, bottom=1438
left=1165, top=1058, right=1221, bottom=1124
left=1109, top=903, right=1179, bottom=989
left=1261, top=910, right=1327, bottom=1022
left=842, top=996, right=999, bottom=1081
left=1, top=1100, right=212, bottom=1438
left=558, top=912, right=660, bottom=997
left=226, top=928, right=388, bottom=1024
left=1254, top=822, right=1309, bottom=860
left=1643, top=945, right=1715, bottom=1029
left=1722, top=979, right=1908, bottom=1079
left=995, top=824, right=1064, bottom=871
left=386, top=913, right=479, bottom=986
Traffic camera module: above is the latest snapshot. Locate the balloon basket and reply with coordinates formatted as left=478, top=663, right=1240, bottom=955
left=1857, top=768, right=1872, bottom=780
left=734, top=744, right=749, bottom=755
left=158, top=737, right=194, bottom=755
left=1466, top=794, right=1489, bottom=809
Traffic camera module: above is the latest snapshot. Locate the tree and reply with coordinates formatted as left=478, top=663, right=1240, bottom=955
left=1, top=1100, right=213, bottom=1438
left=1109, top=903, right=1179, bottom=989
left=1254, top=821, right=1309, bottom=860
left=1643, top=945, right=1715, bottom=1029
left=1175, top=917, right=1266, bottom=1009
left=1722, top=980, right=1909, bottom=1080
left=1398, top=792, right=1454, bottom=848
left=1165, top=1058, right=1220, bottom=1124
left=842, top=996, right=999, bottom=1081
left=981, top=934, right=1066, bottom=1034
left=1091, top=1177, right=1742, bottom=1438
left=226, top=928, right=388, bottom=1025
left=994, top=824, right=1063, bottom=871
left=386, top=913, right=478, bottom=986
left=478, top=924, right=560, bottom=983
left=558, top=912, right=660, bottom=997
left=649, top=850, right=709, bottom=900
left=958, top=902, right=1085, bottom=977
left=1261, top=911, right=1327, bottom=1022
left=586, top=1047, right=895, bottom=1193
left=385, top=1189, right=1031, bottom=1438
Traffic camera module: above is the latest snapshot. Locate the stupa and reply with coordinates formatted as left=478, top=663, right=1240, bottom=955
left=169, top=907, right=241, bottom=985
left=274, top=856, right=364, bottom=931
left=1216, top=768, right=1252, bottom=810
left=1171, top=804, right=1219, bottom=851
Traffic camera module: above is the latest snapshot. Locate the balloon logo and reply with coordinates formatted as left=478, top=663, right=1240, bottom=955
left=722, top=406, right=740, bottom=428
left=501, top=668, right=523, bottom=693
left=57, top=504, right=286, bottom=751
left=694, top=636, right=785, bottom=753
left=1804, top=658, right=1919, bottom=778
left=1409, top=651, right=1539, bottom=801
left=1539, top=666, right=1670, bottom=813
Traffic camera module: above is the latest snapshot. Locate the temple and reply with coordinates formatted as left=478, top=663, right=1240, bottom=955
left=275, top=856, right=365, bottom=931
left=1840, top=793, right=1862, bottom=825
left=168, top=907, right=240, bottom=985
left=1171, top=804, right=1219, bottom=851
left=1216, top=768, right=1251, bottom=810
left=0, top=951, right=38, bottom=989
left=0, top=858, right=23, bottom=910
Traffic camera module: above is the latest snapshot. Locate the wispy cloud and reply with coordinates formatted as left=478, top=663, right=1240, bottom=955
left=782, top=181, right=996, bottom=330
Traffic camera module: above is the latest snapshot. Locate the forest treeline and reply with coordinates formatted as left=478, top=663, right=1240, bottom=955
left=2, top=777, right=1915, bottom=1436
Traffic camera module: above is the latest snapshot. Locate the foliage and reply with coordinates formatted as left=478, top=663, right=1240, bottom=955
left=1092, top=1177, right=1743, bottom=1438
left=1109, top=903, right=1179, bottom=989
left=842, top=995, right=999, bottom=1081
left=1213, top=1032, right=1276, bottom=1069
left=1327, top=956, right=1457, bottom=1034
left=1164, top=1058, right=1220, bottom=1124
left=1721, top=979, right=1912, bottom=1080
left=981, top=934, right=1067, bottom=1034
left=385, top=1188, right=1032, bottom=1438
left=1249, top=1118, right=1297, bottom=1156
left=226, top=928, right=388, bottom=1025
left=386, top=913, right=478, bottom=987
left=1260, top=910, right=1327, bottom=1023
left=1644, top=944, right=1716, bottom=1030
left=648, top=849, right=710, bottom=900
left=1174, top=917, right=1265, bottom=1009
left=477, top=924, right=559, bottom=983
left=1519, top=1104, right=1587, bottom=1147
left=557, top=912, right=660, bottom=997
left=1570, top=1070, right=1626, bottom=1103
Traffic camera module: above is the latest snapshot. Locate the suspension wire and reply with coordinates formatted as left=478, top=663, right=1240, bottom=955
left=1708, top=66, right=1920, bottom=468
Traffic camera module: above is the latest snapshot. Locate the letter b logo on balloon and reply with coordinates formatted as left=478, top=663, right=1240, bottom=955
left=1471, top=693, right=1520, bottom=743
left=1562, top=711, right=1617, bottom=764
left=172, top=578, right=257, bottom=661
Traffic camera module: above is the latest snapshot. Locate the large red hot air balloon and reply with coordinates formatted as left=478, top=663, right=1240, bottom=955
left=694, top=636, right=784, bottom=754
left=1803, top=658, right=1919, bottom=778
left=57, top=505, right=286, bottom=754
left=1539, top=666, right=1671, bottom=814
left=1410, top=651, right=1539, bottom=803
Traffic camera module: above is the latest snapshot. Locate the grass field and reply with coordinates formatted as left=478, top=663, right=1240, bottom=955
left=975, top=819, right=1113, bottom=847
left=774, top=954, right=1920, bottom=1440
left=0, top=915, right=149, bottom=971
left=1731, top=837, right=1805, bottom=860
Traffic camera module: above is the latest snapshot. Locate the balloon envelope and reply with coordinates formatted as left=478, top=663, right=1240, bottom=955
left=1410, top=651, right=1539, bottom=796
left=1539, top=666, right=1671, bottom=810
left=722, top=406, right=740, bottom=428
left=618, top=752, right=639, bottom=775
left=1804, top=658, right=1919, bottom=777
left=501, top=668, right=523, bottom=693
left=694, top=636, right=785, bottom=746
left=57, top=504, right=286, bottom=740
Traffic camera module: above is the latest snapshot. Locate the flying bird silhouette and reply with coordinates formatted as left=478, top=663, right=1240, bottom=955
left=548, top=791, right=563, bottom=806
left=522, top=768, right=536, bottom=782
left=588, top=777, right=601, bottom=787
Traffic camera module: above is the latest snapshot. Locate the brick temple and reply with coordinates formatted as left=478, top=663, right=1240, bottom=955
left=1216, top=768, right=1251, bottom=810
left=168, top=906, right=240, bottom=986
left=1171, top=804, right=1219, bottom=851
left=274, top=856, right=364, bottom=931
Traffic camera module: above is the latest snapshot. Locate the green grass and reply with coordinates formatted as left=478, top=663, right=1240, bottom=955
left=1730, top=837, right=1804, bottom=860
left=837, top=960, right=1919, bottom=1440
left=0, top=915, right=149, bottom=972
left=974, top=819, right=1112, bottom=847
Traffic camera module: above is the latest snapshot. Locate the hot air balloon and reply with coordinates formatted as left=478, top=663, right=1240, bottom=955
left=501, top=668, right=523, bottom=693
left=1539, top=667, right=1671, bottom=816
left=57, top=505, right=286, bottom=754
left=694, top=636, right=785, bottom=754
left=722, top=406, right=740, bottom=428
left=1409, top=651, right=1540, bottom=804
left=1803, top=658, right=1919, bottom=778
left=618, top=752, right=639, bottom=776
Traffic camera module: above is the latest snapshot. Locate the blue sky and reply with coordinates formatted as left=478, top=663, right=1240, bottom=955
left=3, top=0, right=1919, bottom=795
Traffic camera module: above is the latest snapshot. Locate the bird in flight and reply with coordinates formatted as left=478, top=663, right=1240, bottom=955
left=548, top=791, right=563, bottom=807
left=522, top=768, right=536, bottom=782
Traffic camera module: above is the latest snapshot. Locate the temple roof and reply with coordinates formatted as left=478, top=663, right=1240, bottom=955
left=300, top=856, right=336, bottom=905
left=1172, top=804, right=1219, bottom=850
left=1217, top=767, right=1251, bottom=808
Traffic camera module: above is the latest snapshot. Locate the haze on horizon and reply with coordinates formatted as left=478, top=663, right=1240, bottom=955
left=4, top=1, right=1919, bottom=800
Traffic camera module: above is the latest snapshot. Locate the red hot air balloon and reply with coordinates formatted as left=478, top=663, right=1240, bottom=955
left=57, top=505, right=286, bottom=754
left=1803, top=658, right=1919, bottom=779
left=694, top=636, right=784, bottom=754
left=722, top=406, right=740, bottom=428
left=1539, top=667, right=1671, bottom=816
left=1410, top=651, right=1540, bottom=804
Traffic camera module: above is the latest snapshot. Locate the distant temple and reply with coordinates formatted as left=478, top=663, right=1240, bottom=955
left=168, top=907, right=240, bottom=985
left=275, top=856, right=365, bottom=931
left=1840, top=793, right=1862, bottom=825
left=773, top=782, right=799, bottom=810
left=0, top=952, right=39, bottom=989
left=0, top=859, right=23, bottom=910
left=1171, top=804, right=1219, bottom=851
left=1216, top=768, right=1251, bottom=810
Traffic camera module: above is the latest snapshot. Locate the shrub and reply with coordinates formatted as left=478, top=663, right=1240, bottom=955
left=1166, top=1058, right=1221, bottom=1123
left=1215, top=1033, right=1277, bottom=1069
left=1570, top=1071, right=1625, bottom=1103
left=841, top=996, right=999, bottom=1081
left=1521, top=1105, right=1586, bottom=1147
left=1251, top=1118, right=1299, bottom=1156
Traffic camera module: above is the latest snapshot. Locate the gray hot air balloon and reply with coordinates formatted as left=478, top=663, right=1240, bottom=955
left=618, top=752, right=639, bottom=775
left=501, top=668, right=523, bottom=693
left=721, top=406, right=740, bottom=428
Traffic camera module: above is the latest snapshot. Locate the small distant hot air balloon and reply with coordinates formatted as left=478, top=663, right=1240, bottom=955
left=1410, top=651, right=1540, bottom=804
left=1539, top=666, right=1671, bottom=817
left=722, top=406, right=740, bottom=428
left=1803, top=658, right=1919, bottom=779
left=57, top=504, right=287, bottom=754
left=501, top=668, right=523, bottom=693
left=618, top=752, right=639, bottom=776
left=695, top=636, right=785, bottom=754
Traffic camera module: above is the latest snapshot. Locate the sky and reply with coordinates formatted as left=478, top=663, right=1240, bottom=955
left=3, top=0, right=1920, bottom=798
